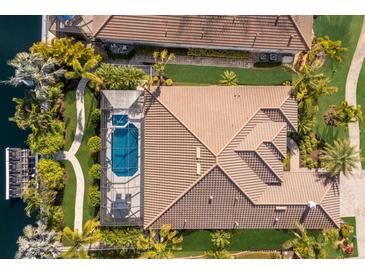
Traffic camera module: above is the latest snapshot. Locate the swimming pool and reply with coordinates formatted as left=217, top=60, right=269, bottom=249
left=111, top=121, right=138, bottom=177
left=112, top=114, right=128, bottom=126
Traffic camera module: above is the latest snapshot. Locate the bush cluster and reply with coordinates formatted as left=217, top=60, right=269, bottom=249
left=187, top=48, right=251, bottom=60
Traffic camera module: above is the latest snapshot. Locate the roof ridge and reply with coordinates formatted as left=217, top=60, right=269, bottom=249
left=217, top=92, right=291, bottom=156
left=93, top=15, right=112, bottom=37
left=215, top=164, right=257, bottom=205
left=253, top=150, right=283, bottom=183
left=144, top=164, right=218, bottom=228
left=289, top=15, right=312, bottom=51
left=257, top=145, right=284, bottom=182
left=318, top=204, right=341, bottom=228
left=145, top=89, right=217, bottom=156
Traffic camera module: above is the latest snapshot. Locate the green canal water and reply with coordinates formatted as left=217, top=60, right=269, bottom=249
left=0, top=16, right=41, bottom=258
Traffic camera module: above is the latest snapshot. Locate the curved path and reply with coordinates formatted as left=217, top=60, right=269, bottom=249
left=60, top=78, right=87, bottom=232
left=341, top=17, right=365, bottom=258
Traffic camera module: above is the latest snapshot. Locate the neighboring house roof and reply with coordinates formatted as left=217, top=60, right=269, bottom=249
left=143, top=86, right=340, bottom=229
left=93, top=15, right=313, bottom=52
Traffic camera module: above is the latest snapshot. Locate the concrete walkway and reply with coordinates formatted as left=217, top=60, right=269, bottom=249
left=57, top=78, right=87, bottom=233
left=341, top=17, right=365, bottom=258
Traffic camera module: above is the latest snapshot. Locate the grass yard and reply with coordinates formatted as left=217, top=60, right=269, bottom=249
left=175, top=217, right=358, bottom=258
left=175, top=229, right=293, bottom=257
left=62, top=160, right=76, bottom=230
left=63, top=89, right=76, bottom=151
left=165, top=64, right=291, bottom=86
left=357, top=59, right=365, bottom=164
left=75, top=87, right=98, bottom=224
left=313, top=16, right=364, bottom=144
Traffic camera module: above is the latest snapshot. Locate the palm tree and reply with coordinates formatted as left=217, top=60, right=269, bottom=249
left=15, top=220, right=61, bottom=259
left=136, top=224, right=183, bottom=259
left=61, top=219, right=101, bottom=259
left=310, top=36, right=347, bottom=63
left=6, top=52, right=65, bottom=99
left=219, top=70, right=238, bottom=86
left=204, top=230, right=234, bottom=259
left=283, top=223, right=338, bottom=259
left=320, top=139, right=360, bottom=177
left=64, top=58, right=103, bottom=85
left=283, top=64, right=337, bottom=107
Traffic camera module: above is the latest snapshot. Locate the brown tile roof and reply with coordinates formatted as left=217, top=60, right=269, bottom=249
left=94, top=15, right=312, bottom=52
left=152, top=86, right=292, bottom=155
left=143, top=86, right=340, bottom=229
left=151, top=167, right=337, bottom=229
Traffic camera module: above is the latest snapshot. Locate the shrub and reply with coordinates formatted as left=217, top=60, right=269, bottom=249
left=30, top=37, right=102, bottom=68
left=340, top=224, right=353, bottom=238
left=90, top=108, right=101, bottom=127
left=87, top=136, right=101, bottom=153
left=219, top=70, right=238, bottom=86
left=44, top=205, right=64, bottom=231
left=88, top=185, right=100, bottom=208
left=28, top=120, right=64, bottom=156
left=187, top=48, right=250, bottom=60
left=37, top=159, right=65, bottom=190
left=95, top=63, right=146, bottom=90
left=165, top=79, right=174, bottom=86
left=89, top=164, right=101, bottom=179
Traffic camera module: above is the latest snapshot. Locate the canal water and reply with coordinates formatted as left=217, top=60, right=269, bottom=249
left=0, top=16, right=41, bottom=258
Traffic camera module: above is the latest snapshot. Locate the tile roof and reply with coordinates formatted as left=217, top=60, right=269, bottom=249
left=143, top=86, right=340, bottom=229
left=94, top=15, right=313, bottom=52
left=153, top=86, right=292, bottom=155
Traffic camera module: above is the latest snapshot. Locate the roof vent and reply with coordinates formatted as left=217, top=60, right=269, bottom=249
left=196, top=147, right=201, bottom=159
left=209, top=195, right=213, bottom=203
left=196, top=163, right=201, bottom=175
left=308, top=201, right=316, bottom=209
left=275, top=206, right=287, bottom=211
left=234, top=221, right=239, bottom=227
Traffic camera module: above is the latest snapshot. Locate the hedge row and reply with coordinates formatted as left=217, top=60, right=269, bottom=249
left=187, top=48, right=251, bottom=60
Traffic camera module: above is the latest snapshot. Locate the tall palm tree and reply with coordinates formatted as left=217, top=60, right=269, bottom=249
left=136, top=224, right=183, bottom=259
left=61, top=219, right=102, bottom=259
left=320, top=139, right=360, bottom=177
left=219, top=70, right=238, bottom=86
left=15, top=220, right=61, bottom=259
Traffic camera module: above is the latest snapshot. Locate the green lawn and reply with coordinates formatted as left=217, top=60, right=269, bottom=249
left=175, top=229, right=293, bottom=257
left=165, top=64, right=291, bottom=86
left=75, top=87, right=98, bottom=224
left=313, top=16, right=364, bottom=144
left=357, top=59, right=365, bottom=164
left=175, top=217, right=358, bottom=258
left=64, top=89, right=76, bottom=151
left=62, top=160, right=76, bottom=230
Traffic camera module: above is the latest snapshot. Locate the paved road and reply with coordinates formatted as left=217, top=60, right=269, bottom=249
left=341, top=16, right=365, bottom=258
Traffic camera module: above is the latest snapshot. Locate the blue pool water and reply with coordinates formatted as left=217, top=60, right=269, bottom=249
left=112, top=114, right=128, bottom=126
left=112, top=122, right=138, bottom=176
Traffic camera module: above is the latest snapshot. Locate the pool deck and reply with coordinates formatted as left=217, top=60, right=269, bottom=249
left=100, top=89, right=144, bottom=225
